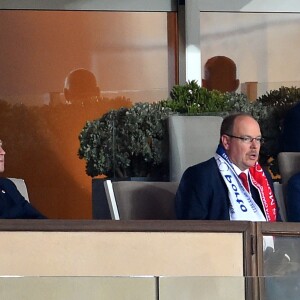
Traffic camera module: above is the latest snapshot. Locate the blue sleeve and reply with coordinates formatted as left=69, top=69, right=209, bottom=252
left=1, top=179, right=46, bottom=219
left=286, top=172, right=300, bottom=222
left=175, top=166, right=209, bottom=220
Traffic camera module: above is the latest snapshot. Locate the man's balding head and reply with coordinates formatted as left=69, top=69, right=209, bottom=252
left=64, top=68, right=100, bottom=104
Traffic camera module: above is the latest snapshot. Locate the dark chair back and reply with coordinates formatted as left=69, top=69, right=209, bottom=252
left=104, top=180, right=178, bottom=220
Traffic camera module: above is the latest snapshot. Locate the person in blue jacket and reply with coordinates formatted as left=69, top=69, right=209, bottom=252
left=281, top=101, right=300, bottom=152
left=280, top=101, right=300, bottom=221
left=286, top=173, right=300, bottom=222
left=0, top=140, right=45, bottom=219
left=175, top=112, right=281, bottom=222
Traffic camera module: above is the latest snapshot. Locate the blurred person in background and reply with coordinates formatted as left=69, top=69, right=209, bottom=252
left=0, top=140, right=45, bottom=219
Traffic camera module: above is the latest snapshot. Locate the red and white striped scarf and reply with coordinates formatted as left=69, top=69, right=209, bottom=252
left=215, top=145, right=277, bottom=222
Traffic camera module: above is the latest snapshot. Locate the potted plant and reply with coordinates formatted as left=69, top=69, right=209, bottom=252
left=160, top=80, right=260, bottom=180
left=79, top=80, right=260, bottom=183
left=78, top=102, right=172, bottom=180
left=161, top=80, right=232, bottom=114
left=78, top=101, right=173, bottom=219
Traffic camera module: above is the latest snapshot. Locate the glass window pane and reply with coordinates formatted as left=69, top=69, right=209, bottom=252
left=0, top=10, right=176, bottom=218
left=200, top=12, right=300, bottom=97
left=263, top=236, right=300, bottom=300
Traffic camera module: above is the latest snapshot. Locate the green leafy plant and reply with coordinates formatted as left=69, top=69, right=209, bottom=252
left=78, top=102, right=172, bottom=179
left=161, top=80, right=289, bottom=171
left=78, top=81, right=255, bottom=180
left=162, top=80, right=233, bottom=114
left=78, top=82, right=300, bottom=180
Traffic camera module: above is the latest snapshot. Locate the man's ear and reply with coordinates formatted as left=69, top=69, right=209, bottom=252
left=64, top=88, right=70, bottom=101
left=96, top=86, right=100, bottom=97
left=221, top=135, right=230, bottom=150
left=234, top=79, right=240, bottom=91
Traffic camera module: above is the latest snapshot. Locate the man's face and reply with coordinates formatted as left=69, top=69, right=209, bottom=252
left=0, top=140, right=5, bottom=173
left=221, top=116, right=262, bottom=171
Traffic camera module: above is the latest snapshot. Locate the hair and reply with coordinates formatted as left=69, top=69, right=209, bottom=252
left=219, top=112, right=254, bottom=143
left=204, top=56, right=237, bottom=78
left=202, top=56, right=239, bottom=93
left=64, top=68, right=100, bottom=103
left=64, top=68, right=97, bottom=92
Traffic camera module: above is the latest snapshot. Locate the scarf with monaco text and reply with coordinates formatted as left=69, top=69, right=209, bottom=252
left=215, top=145, right=277, bottom=222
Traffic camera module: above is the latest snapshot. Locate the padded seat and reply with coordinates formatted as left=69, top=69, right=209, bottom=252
left=168, top=115, right=223, bottom=181
left=9, top=177, right=30, bottom=202
left=104, top=180, right=178, bottom=220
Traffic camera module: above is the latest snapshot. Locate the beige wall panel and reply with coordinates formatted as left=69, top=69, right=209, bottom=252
left=160, top=277, right=245, bottom=300
left=0, top=231, right=243, bottom=276
left=0, top=277, right=156, bottom=300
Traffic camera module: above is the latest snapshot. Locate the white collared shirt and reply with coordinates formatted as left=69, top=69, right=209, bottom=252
left=231, top=164, right=249, bottom=177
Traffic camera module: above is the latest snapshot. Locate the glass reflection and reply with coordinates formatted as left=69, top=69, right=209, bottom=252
left=0, top=10, right=175, bottom=218
left=263, top=236, right=300, bottom=300
left=200, top=12, right=300, bottom=98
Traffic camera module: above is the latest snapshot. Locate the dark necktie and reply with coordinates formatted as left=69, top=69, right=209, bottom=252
left=239, top=172, right=250, bottom=192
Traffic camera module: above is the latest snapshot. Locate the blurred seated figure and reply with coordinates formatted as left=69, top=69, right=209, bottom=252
left=279, top=103, right=300, bottom=222
left=286, top=172, right=300, bottom=222
left=202, top=56, right=240, bottom=93
left=281, top=102, right=300, bottom=221
left=64, top=68, right=100, bottom=105
left=281, top=101, right=300, bottom=152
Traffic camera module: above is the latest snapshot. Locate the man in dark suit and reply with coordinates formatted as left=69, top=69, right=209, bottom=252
left=0, top=140, right=45, bottom=219
left=175, top=113, right=280, bottom=221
